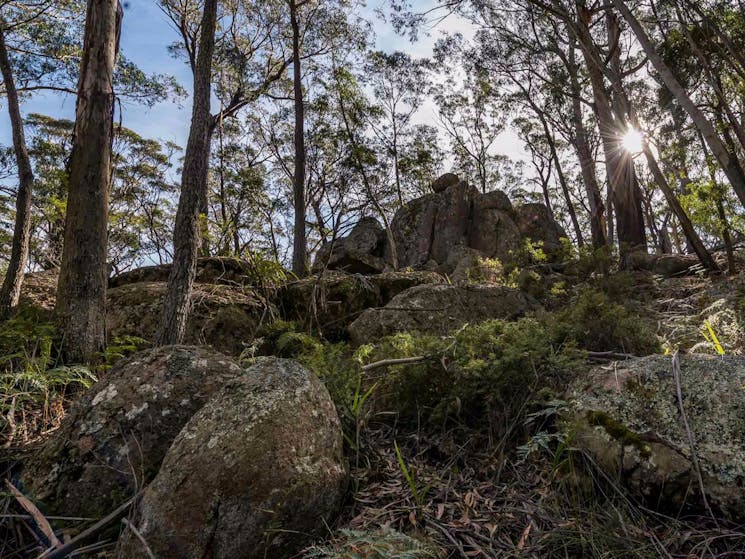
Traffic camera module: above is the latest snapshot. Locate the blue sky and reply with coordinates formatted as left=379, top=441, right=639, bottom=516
left=0, top=0, right=470, bottom=150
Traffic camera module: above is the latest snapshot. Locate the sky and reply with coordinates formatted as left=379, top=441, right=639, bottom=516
left=0, top=0, right=526, bottom=169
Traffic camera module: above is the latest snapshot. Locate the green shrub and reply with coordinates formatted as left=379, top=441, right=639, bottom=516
left=550, top=287, right=660, bottom=355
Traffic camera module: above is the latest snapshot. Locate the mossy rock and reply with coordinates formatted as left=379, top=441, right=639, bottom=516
left=20, top=346, right=244, bottom=518
left=567, top=354, right=745, bottom=522
left=107, top=281, right=274, bottom=355
left=348, top=284, right=534, bottom=346
left=118, top=357, right=348, bottom=559
left=278, top=271, right=382, bottom=341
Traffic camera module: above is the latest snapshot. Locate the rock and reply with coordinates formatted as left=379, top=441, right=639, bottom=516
left=469, top=205, right=521, bottom=263
left=107, top=282, right=273, bottom=355
left=449, top=247, right=503, bottom=284
left=389, top=193, right=440, bottom=269
left=514, top=203, right=567, bottom=258
left=369, top=270, right=445, bottom=303
left=312, top=217, right=388, bottom=274
left=430, top=180, right=479, bottom=265
left=382, top=174, right=567, bottom=273
left=21, top=346, right=243, bottom=518
left=431, top=172, right=461, bottom=193
left=279, top=271, right=381, bottom=341
left=348, top=284, right=533, bottom=345
left=18, top=269, right=58, bottom=311
left=652, top=254, right=701, bottom=277
left=568, top=354, right=745, bottom=522
left=118, top=358, right=347, bottom=559
left=108, top=257, right=265, bottom=288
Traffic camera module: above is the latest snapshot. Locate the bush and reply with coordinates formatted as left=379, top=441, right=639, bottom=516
left=550, top=287, right=660, bottom=355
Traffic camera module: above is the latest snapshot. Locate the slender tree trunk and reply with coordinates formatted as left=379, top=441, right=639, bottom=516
left=0, top=24, right=35, bottom=315
left=290, top=0, right=308, bottom=277
left=575, top=5, right=646, bottom=258
left=641, top=142, right=719, bottom=271
left=155, top=0, right=218, bottom=346
left=567, top=43, right=607, bottom=248
left=611, top=0, right=745, bottom=207
left=56, top=0, right=121, bottom=363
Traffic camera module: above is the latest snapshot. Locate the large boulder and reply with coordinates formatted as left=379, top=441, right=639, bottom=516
left=21, top=346, right=243, bottom=517
left=514, top=203, right=567, bottom=259
left=348, top=284, right=533, bottom=345
left=118, top=358, right=347, bottom=559
left=107, top=282, right=273, bottom=355
left=430, top=180, right=479, bottom=265
left=279, top=271, right=381, bottom=341
left=568, top=354, right=745, bottom=522
left=388, top=193, right=440, bottom=270
left=108, top=256, right=265, bottom=288
left=312, top=217, right=388, bottom=274
left=382, top=174, right=568, bottom=273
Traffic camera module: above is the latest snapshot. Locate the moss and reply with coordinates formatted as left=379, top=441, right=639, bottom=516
left=275, top=332, right=323, bottom=358
left=586, top=410, right=651, bottom=457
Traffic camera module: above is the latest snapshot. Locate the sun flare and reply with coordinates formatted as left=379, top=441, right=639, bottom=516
left=622, top=127, right=645, bottom=154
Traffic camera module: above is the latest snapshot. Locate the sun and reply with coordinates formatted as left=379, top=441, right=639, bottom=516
left=622, top=127, right=645, bottom=154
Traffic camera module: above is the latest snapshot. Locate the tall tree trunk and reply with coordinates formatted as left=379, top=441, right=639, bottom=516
left=0, top=24, right=35, bottom=315
left=155, top=0, right=218, bottom=346
left=290, top=0, right=308, bottom=277
left=567, top=41, right=607, bottom=248
left=574, top=4, right=646, bottom=258
left=55, top=0, right=121, bottom=363
left=611, top=0, right=745, bottom=207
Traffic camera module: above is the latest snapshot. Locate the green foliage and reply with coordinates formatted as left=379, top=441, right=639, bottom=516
left=303, top=529, right=442, bottom=559
left=550, top=287, right=660, bottom=355
left=394, top=440, right=431, bottom=519
left=275, top=331, right=323, bottom=358
left=362, top=318, right=582, bottom=432
left=0, top=310, right=96, bottom=442
left=102, top=335, right=150, bottom=370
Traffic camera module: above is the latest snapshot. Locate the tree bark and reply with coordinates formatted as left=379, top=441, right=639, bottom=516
left=290, top=0, right=308, bottom=277
left=0, top=24, right=35, bottom=315
left=610, top=0, right=745, bottom=207
left=575, top=3, right=646, bottom=257
left=55, top=0, right=121, bottom=363
left=155, top=0, right=218, bottom=345
left=566, top=40, right=607, bottom=249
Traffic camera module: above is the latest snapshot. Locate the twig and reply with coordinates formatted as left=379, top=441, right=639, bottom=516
left=671, top=352, right=719, bottom=527
left=4, top=480, right=61, bottom=549
left=121, top=518, right=155, bottom=559
left=361, top=356, right=429, bottom=372
left=587, top=351, right=637, bottom=362
left=38, top=495, right=139, bottom=559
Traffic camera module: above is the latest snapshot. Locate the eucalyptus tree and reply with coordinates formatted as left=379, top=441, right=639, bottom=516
left=0, top=0, right=179, bottom=315
left=157, top=0, right=218, bottom=346
left=364, top=50, right=431, bottom=205
left=56, top=0, right=122, bottom=364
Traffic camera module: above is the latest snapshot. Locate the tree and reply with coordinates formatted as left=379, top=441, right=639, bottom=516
left=56, top=0, right=122, bottom=363
left=156, top=0, right=218, bottom=346
left=290, top=0, right=309, bottom=276
left=610, top=0, right=745, bottom=208
left=0, top=16, right=35, bottom=314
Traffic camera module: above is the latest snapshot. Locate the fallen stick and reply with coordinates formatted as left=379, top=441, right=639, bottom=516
left=361, top=356, right=429, bottom=371
left=38, top=495, right=139, bottom=559
left=5, top=479, right=62, bottom=549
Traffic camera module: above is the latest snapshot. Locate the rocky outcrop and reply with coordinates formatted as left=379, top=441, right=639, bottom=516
left=348, top=284, right=534, bottom=345
left=568, top=354, right=745, bottom=522
left=21, top=347, right=244, bottom=518
left=118, top=358, right=347, bottom=559
left=313, top=174, right=568, bottom=275
left=107, top=282, right=273, bottom=355
left=312, top=217, right=389, bottom=274
left=108, top=256, right=266, bottom=288
left=279, top=270, right=445, bottom=341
